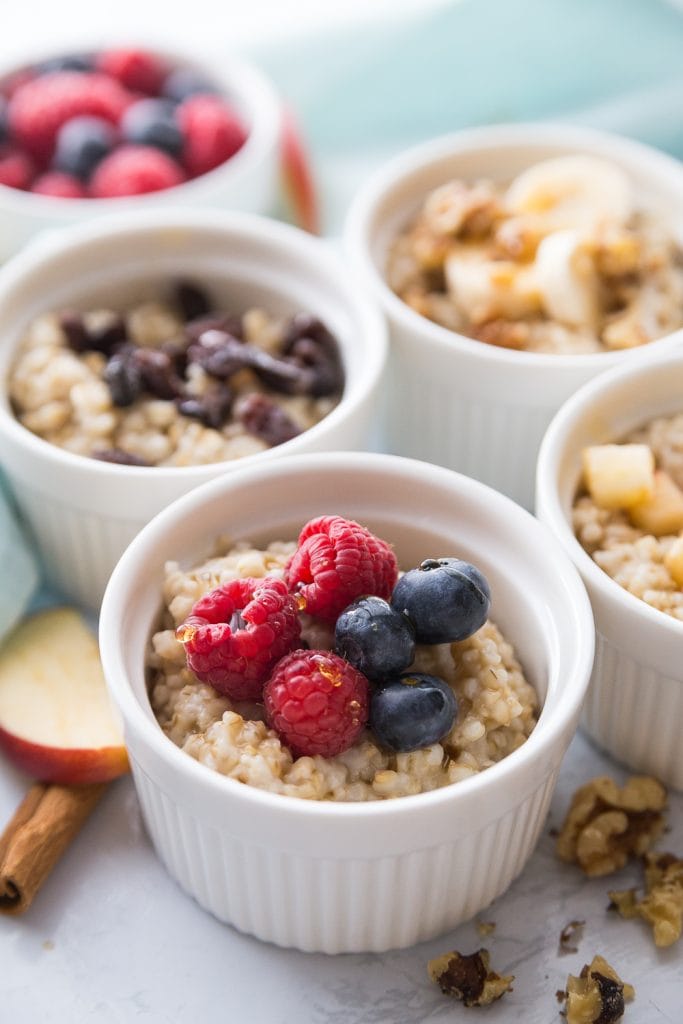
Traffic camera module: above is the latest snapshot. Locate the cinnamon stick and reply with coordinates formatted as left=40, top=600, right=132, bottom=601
left=0, top=782, right=106, bottom=914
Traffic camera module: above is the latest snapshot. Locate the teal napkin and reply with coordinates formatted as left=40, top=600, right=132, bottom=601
left=0, top=476, right=40, bottom=641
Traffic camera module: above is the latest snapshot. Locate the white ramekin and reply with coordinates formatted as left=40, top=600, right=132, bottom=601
left=99, top=450, right=594, bottom=954
left=536, top=349, right=683, bottom=789
left=0, top=46, right=282, bottom=258
left=0, top=209, right=387, bottom=609
left=344, top=123, right=683, bottom=509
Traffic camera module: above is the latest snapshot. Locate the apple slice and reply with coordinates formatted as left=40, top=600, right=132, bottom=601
left=280, top=107, right=320, bottom=235
left=0, top=608, right=128, bottom=785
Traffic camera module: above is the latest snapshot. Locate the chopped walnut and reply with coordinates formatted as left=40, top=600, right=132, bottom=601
left=560, top=955, right=634, bottom=1023
left=428, top=948, right=513, bottom=1007
left=476, top=920, right=496, bottom=937
left=558, top=919, right=585, bottom=956
left=609, top=850, right=683, bottom=947
left=556, top=775, right=666, bottom=876
left=471, top=318, right=531, bottom=350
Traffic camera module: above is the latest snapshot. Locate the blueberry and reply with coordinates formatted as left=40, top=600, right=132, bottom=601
left=121, top=99, right=183, bottom=157
left=369, top=673, right=457, bottom=753
left=335, top=596, right=415, bottom=680
left=391, top=557, right=491, bottom=644
left=35, top=54, right=93, bottom=74
left=53, top=116, right=117, bottom=180
left=162, top=68, right=217, bottom=103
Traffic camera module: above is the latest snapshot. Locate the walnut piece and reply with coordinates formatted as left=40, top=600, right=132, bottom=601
left=609, top=851, right=683, bottom=947
left=428, top=948, right=514, bottom=1007
left=558, top=919, right=585, bottom=956
left=556, top=775, right=666, bottom=876
left=561, top=955, right=635, bottom=1023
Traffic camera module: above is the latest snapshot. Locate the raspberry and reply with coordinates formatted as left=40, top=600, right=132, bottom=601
left=177, top=94, right=247, bottom=177
left=264, top=650, right=369, bottom=758
left=89, top=144, right=185, bottom=197
left=31, top=171, right=86, bottom=198
left=176, top=576, right=301, bottom=700
left=0, top=145, right=35, bottom=189
left=97, top=49, right=167, bottom=95
left=285, top=515, right=399, bottom=623
left=8, top=72, right=131, bottom=163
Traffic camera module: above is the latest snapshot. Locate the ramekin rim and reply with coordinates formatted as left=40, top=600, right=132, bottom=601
left=99, top=450, right=595, bottom=820
left=536, top=347, right=683, bottom=639
left=344, top=121, right=683, bottom=371
left=0, top=206, right=387, bottom=479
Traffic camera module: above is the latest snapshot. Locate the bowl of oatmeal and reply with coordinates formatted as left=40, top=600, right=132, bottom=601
left=99, top=450, right=593, bottom=953
left=0, top=44, right=282, bottom=257
left=345, top=123, right=683, bottom=508
left=536, top=348, right=683, bottom=788
left=0, top=209, right=386, bottom=608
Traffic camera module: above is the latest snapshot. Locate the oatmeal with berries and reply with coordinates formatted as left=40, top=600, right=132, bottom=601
left=573, top=413, right=683, bottom=621
left=387, top=155, right=683, bottom=354
left=148, top=516, right=538, bottom=802
left=8, top=281, right=343, bottom=467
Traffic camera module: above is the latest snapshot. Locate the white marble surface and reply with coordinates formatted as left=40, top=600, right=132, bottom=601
left=1, top=730, right=681, bottom=1023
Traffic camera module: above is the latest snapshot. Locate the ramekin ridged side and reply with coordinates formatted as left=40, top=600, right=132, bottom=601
left=345, top=123, right=683, bottom=509
left=100, top=452, right=594, bottom=953
left=0, top=210, right=387, bottom=609
left=536, top=348, right=683, bottom=789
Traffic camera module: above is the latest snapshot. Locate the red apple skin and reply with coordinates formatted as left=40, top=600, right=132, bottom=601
left=0, top=725, right=129, bottom=785
left=281, top=107, right=320, bottom=235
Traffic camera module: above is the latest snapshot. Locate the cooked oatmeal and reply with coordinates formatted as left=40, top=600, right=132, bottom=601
left=147, top=540, right=538, bottom=802
left=573, top=412, right=683, bottom=621
left=8, top=285, right=342, bottom=467
left=387, top=155, right=683, bottom=354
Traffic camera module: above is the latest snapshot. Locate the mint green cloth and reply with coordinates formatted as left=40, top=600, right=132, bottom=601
left=0, top=476, right=39, bottom=640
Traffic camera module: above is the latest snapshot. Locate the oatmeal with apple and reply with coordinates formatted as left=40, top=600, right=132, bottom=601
left=8, top=281, right=343, bottom=467
left=387, top=155, right=683, bottom=354
left=573, top=413, right=683, bottom=620
left=147, top=515, right=538, bottom=802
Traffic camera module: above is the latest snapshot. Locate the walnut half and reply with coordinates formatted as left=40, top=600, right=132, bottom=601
left=428, top=948, right=514, bottom=1007
left=609, top=850, right=683, bottom=948
left=556, top=775, right=666, bottom=876
left=559, top=955, right=635, bottom=1023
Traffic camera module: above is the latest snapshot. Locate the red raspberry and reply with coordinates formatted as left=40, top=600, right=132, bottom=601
left=89, top=144, right=185, bottom=197
left=31, top=171, right=86, bottom=198
left=0, top=145, right=35, bottom=189
left=176, top=576, right=301, bottom=700
left=177, top=94, right=247, bottom=177
left=97, top=49, right=167, bottom=95
left=264, top=650, right=369, bottom=758
left=285, top=515, right=399, bottom=623
left=8, top=72, right=131, bottom=163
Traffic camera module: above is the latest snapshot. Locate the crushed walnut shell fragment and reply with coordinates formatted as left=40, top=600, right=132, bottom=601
left=556, top=775, right=666, bottom=876
left=560, top=955, right=634, bottom=1023
left=558, top=919, right=585, bottom=956
left=427, top=948, right=513, bottom=1007
left=609, top=850, right=683, bottom=947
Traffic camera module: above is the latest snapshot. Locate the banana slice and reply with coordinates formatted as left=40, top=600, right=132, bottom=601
left=444, top=252, right=540, bottom=324
left=534, top=229, right=600, bottom=329
left=506, top=155, right=633, bottom=231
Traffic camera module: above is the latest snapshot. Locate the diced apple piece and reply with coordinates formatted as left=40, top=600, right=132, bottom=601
left=582, top=443, right=655, bottom=510
left=0, top=608, right=128, bottom=784
left=664, top=536, right=683, bottom=587
left=628, top=471, right=683, bottom=536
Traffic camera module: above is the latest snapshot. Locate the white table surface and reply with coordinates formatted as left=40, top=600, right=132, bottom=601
left=2, top=730, right=681, bottom=1023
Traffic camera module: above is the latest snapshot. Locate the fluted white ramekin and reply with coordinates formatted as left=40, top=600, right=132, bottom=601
left=0, top=46, right=282, bottom=258
left=99, top=451, right=594, bottom=953
left=536, top=349, right=683, bottom=789
left=0, top=210, right=387, bottom=609
left=345, top=123, right=683, bottom=509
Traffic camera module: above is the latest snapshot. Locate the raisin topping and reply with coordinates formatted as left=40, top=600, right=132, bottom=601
left=281, top=313, right=344, bottom=396
left=92, top=448, right=150, bottom=466
left=238, top=393, right=300, bottom=446
left=184, top=313, right=244, bottom=345
left=103, top=344, right=142, bottom=407
left=177, top=389, right=233, bottom=429
left=174, top=280, right=211, bottom=322
left=133, top=347, right=184, bottom=399
left=59, top=311, right=89, bottom=352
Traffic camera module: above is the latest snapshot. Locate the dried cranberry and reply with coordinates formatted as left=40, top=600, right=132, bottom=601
left=92, top=447, right=150, bottom=466
left=238, top=393, right=300, bottom=447
left=174, top=280, right=211, bottom=321
left=104, top=344, right=142, bottom=406
left=176, top=388, right=233, bottom=429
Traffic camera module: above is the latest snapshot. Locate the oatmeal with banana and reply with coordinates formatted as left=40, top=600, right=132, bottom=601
left=148, top=515, right=537, bottom=802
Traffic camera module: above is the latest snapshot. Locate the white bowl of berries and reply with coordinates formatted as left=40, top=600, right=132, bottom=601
left=0, top=208, right=386, bottom=609
left=99, top=450, right=594, bottom=953
left=0, top=44, right=282, bottom=257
